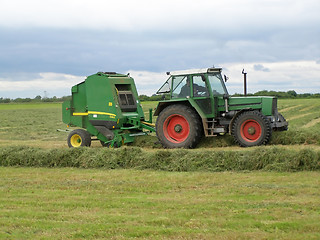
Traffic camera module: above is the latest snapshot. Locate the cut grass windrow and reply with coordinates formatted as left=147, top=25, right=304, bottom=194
left=302, top=118, right=320, bottom=128
left=0, top=146, right=319, bottom=172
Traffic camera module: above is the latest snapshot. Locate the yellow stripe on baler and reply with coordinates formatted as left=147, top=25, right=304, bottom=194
left=73, top=112, right=88, bottom=116
left=88, top=111, right=116, bottom=117
left=73, top=111, right=116, bottom=117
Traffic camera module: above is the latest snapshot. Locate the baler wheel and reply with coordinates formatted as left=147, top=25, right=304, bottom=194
left=156, top=104, right=202, bottom=148
left=231, top=110, right=272, bottom=147
left=67, top=129, right=92, bottom=148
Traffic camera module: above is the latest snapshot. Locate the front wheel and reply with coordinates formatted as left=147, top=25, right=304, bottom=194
left=156, top=104, right=202, bottom=148
left=231, top=111, right=272, bottom=147
left=67, top=129, right=92, bottom=148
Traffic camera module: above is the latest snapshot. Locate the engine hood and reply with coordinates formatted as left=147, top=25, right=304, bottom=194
left=218, top=96, right=277, bottom=116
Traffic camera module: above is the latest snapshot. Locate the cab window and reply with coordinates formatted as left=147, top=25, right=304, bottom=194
left=172, top=76, right=189, bottom=98
left=208, top=74, right=227, bottom=96
left=192, top=75, right=209, bottom=97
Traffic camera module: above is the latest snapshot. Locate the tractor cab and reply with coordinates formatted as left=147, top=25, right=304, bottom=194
left=157, top=68, right=227, bottom=99
left=155, top=68, right=228, bottom=120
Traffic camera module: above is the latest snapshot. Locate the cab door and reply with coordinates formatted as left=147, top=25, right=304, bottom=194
left=207, top=73, right=229, bottom=118
left=191, top=75, right=214, bottom=117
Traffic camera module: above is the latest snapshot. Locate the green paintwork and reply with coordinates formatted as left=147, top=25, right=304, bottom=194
left=62, top=72, right=155, bottom=146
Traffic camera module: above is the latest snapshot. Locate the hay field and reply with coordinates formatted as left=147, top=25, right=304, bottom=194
left=1, top=168, right=319, bottom=239
left=0, top=99, right=320, bottom=239
left=0, top=99, right=319, bottom=149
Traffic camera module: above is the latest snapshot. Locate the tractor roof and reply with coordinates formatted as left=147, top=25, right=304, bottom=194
left=168, top=67, right=222, bottom=76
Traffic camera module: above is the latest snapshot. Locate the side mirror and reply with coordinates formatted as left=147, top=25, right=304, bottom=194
left=224, top=75, right=229, bottom=82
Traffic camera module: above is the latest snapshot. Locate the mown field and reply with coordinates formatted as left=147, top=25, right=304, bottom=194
left=1, top=99, right=320, bottom=148
left=0, top=99, right=320, bottom=239
left=1, top=168, right=319, bottom=239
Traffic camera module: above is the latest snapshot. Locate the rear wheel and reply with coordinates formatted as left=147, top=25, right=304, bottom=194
left=67, top=129, right=92, bottom=148
left=232, top=111, right=272, bottom=147
left=156, top=104, right=202, bottom=148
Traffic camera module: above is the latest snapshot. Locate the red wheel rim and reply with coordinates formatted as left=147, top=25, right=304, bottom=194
left=163, top=114, right=190, bottom=143
left=240, top=119, right=262, bottom=142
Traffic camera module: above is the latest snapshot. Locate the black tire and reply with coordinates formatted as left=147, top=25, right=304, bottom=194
left=100, top=140, right=108, bottom=147
left=67, top=129, right=92, bottom=148
left=231, top=111, right=272, bottom=147
left=156, top=104, right=202, bottom=148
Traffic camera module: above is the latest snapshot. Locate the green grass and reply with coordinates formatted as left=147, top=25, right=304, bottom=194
left=0, top=100, right=320, bottom=239
left=0, top=102, right=67, bottom=146
left=269, top=99, right=320, bottom=146
left=278, top=99, right=320, bottom=129
left=1, top=167, right=319, bottom=239
left=1, top=98, right=320, bottom=148
left=0, top=102, right=61, bottom=110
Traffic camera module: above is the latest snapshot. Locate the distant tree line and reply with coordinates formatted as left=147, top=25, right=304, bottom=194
left=1, top=90, right=320, bottom=103
left=0, top=95, right=71, bottom=103
left=232, top=90, right=320, bottom=99
left=138, top=94, right=170, bottom=101
left=140, top=90, right=320, bottom=101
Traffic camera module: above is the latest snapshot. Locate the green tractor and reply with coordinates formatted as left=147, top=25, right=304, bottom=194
left=62, top=67, right=288, bottom=148
left=154, top=67, right=288, bottom=148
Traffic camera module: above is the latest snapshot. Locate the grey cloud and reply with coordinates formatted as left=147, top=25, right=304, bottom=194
left=254, top=64, right=270, bottom=72
left=0, top=22, right=319, bottom=77
left=0, top=72, right=42, bottom=81
left=255, top=80, right=289, bottom=86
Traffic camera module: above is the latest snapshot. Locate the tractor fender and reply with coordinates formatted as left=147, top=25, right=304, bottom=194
left=228, top=108, right=254, bottom=134
left=155, top=100, right=192, bottom=116
left=154, top=101, right=171, bottom=116
left=154, top=99, right=206, bottom=118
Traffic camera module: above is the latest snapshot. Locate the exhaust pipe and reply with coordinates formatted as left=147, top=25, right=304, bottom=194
left=242, top=69, right=247, bottom=96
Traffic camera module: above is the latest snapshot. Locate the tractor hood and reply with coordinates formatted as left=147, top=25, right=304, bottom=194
left=218, top=96, right=277, bottom=116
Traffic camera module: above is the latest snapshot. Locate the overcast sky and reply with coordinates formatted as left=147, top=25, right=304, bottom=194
left=0, top=0, right=319, bottom=98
